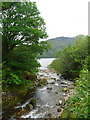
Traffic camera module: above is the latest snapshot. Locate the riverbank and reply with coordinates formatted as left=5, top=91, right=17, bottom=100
left=2, top=73, right=47, bottom=119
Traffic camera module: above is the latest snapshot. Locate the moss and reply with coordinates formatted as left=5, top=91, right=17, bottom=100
left=23, top=71, right=37, bottom=81
left=60, top=110, right=69, bottom=118
left=38, top=78, right=47, bottom=86
left=30, top=98, right=36, bottom=108
left=62, top=88, right=68, bottom=92
left=69, top=112, right=77, bottom=118
left=41, top=78, right=47, bottom=84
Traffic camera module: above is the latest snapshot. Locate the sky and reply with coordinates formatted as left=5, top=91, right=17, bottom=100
left=31, top=0, right=89, bottom=39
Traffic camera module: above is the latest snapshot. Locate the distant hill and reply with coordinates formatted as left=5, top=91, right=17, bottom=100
left=38, top=36, right=78, bottom=58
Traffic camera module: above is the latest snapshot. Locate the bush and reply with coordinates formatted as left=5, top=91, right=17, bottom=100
left=61, top=61, right=89, bottom=118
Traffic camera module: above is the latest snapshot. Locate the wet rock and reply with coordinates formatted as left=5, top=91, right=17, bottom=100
left=68, top=85, right=74, bottom=89
left=61, top=81, right=68, bottom=85
left=30, top=98, right=36, bottom=108
left=48, top=91, right=50, bottom=93
left=56, top=100, right=63, bottom=106
left=57, top=79, right=60, bottom=81
left=26, top=104, right=33, bottom=110
left=53, top=78, right=57, bottom=81
left=56, top=103, right=59, bottom=106
left=55, top=83, right=59, bottom=86
left=40, top=74, right=44, bottom=76
left=60, top=110, right=69, bottom=118
left=47, top=86, right=52, bottom=90
left=47, top=113, right=52, bottom=117
left=59, top=100, right=62, bottom=105
left=23, top=71, right=37, bottom=80
left=40, top=78, right=47, bottom=85
left=51, top=115, right=57, bottom=118
left=61, top=84, right=68, bottom=87
left=57, top=73, right=59, bottom=75
left=62, top=88, right=68, bottom=92
left=64, top=97, right=68, bottom=102
left=57, top=108, right=62, bottom=112
left=55, top=91, right=58, bottom=94
left=47, top=79, right=55, bottom=84
left=16, top=107, right=22, bottom=111
left=63, top=93, right=66, bottom=96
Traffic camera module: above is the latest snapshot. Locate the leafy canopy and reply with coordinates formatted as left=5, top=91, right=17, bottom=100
left=2, top=2, right=49, bottom=85
left=2, top=2, right=48, bottom=61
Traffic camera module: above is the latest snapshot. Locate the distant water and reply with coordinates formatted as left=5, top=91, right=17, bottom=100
left=38, top=58, right=55, bottom=69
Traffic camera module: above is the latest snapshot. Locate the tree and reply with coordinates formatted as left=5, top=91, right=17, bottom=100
left=2, top=2, right=49, bottom=85
left=2, top=2, right=48, bottom=62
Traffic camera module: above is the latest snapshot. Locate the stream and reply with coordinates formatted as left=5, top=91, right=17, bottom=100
left=9, top=58, right=75, bottom=119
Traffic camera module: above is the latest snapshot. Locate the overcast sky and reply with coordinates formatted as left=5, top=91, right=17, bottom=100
left=32, top=0, right=88, bottom=39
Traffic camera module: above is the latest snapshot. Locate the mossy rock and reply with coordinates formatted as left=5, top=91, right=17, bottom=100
left=62, top=88, right=68, bottom=92
left=23, top=71, right=30, bottom=80
left=47, top=86, right=52, bottom=90
left=26, top=104, right=33, bottom=110
left=40, top=78, right=47, bottom=85
left=57, top=108, right=62, bottom=112
left=69, top=112, right=76, bottom=118
left=23, top=71, right=37, bottom=80
left=30, top=98, right=36, bottom=108
left=60, top=110, right=69, bottom=118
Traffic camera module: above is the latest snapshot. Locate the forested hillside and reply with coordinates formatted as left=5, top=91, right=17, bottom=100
left=38, top=36, right=79, bottom=58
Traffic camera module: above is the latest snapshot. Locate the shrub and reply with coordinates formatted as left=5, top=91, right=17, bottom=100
left=61, top=63, right=89, bottom=118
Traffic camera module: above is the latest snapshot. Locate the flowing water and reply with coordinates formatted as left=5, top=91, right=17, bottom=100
left=8, top=58, right=75, bottom=119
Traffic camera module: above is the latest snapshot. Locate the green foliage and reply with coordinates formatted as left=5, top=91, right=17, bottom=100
left=5, top=73, right=21, bottom=85
left=8, top=45, right=41, bottom=73
left=2, top=2, right=48, bottom=86
left=50, top=35, right=88, bottom=80
left=61, top=65, right=89, bottom=118
left=2, top=2, right=48, bottom=61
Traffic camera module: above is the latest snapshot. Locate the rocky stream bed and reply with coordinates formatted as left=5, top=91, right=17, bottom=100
left=3, top=68, right=76, bottom=119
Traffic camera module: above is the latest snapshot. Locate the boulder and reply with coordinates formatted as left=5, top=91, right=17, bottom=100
left=55, top=91, right=58, bottom=94
left=61, top=81, right=68, bottom=85
left=61, top=84, right=68, bottom=87
left=57, top=79, right=60, bottom=81
left=47, top=86, right=52, bottom=90
left=59, top=100, right=62, bottom=105
left=57, top=108, right=62, bottom=112
left=47, top=113, right=52, bottom=117
left=23, top=71, right=37, bottom=80
left=26, top=104, right=33, bottom=110
left=47, top=79, right=55, bottom=84
left=30, top=98, right=37, bottom=108
left=63, top=93, right=66, bottom=96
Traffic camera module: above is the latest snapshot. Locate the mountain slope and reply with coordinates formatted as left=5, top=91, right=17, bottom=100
left=38, top=36, right=77, bottom=58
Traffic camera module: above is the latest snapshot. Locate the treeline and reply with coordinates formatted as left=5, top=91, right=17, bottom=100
left=2, top=2, right=48, bottom=87
left=50, top=35, right=89, bottom=118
